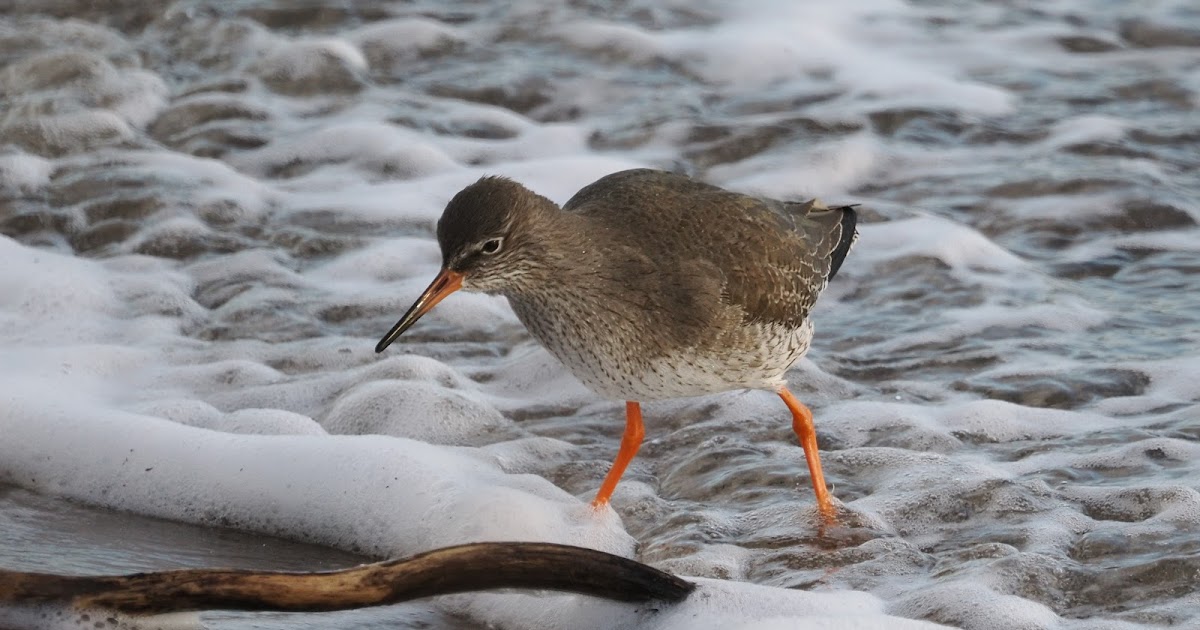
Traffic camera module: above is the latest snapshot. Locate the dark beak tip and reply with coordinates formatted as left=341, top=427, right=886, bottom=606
left=374, top=268, right=461, bottom=356
left=374, top=333, right=399, bottom=354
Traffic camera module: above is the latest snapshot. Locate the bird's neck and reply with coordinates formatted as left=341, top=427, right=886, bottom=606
left=504, top=211, right=610, bottom=299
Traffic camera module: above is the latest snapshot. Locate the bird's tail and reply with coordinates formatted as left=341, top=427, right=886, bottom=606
left=826, top=205, right=858, bottom=281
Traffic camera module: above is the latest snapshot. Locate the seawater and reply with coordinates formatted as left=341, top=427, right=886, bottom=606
left=1, top=1, right=1198, bottom=628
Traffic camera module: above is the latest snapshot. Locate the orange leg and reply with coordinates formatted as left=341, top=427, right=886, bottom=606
left=778, top=388, right=837, bottom=522
left=592, top=401, right=645, bottom=507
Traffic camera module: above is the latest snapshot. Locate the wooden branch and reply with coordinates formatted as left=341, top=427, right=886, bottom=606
left=0, top=542, right=694, bottom=614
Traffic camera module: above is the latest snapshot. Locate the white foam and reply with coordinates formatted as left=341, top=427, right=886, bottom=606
left=0, top=229, right=936, bottom=629
left=0, top=605, right=201, bottom=630
left=651, top=0, right=1014, bottom=115
left=455, top=576, right=946, bottom=630
left=1102, top=230, right=1200, bottom=253
left=1012, top=437, right=1200, bottom=477
left=0, top=237, right=124, bottom=345
left=996, top=193, right=1127, bottom=225
left=0, top=153, right=53, bottom=191
left=1043, top=114, right=1130, bottom=149
left=11, top=109, right=135, bottom=151
left=476, top=344, right=597, bottom=412
left=714, top=134, right=883, bottom=199
left=137, top=399, right=325, bottom=436
left=117, top=150, right=276, bottom=218
left=940, top=399, right=1118, bottom=442
left=0, top=379, right=633, bottom=558
left=552, top=20, right=664, bottom=63
left=2, top=3, right=1198, bottom=629
left=231, top=121, right=461, bottom=181
left=106, top=68, right=170, bottom=129
left=1136, top=357, right=1200, bottom=401
left=480, top=436, right=579, bottom=474
left=853, top=216, right=1028, bottom=274
left=0, top=42, right=168, bottom=134
left=126, top=215, right=215, bottom=250
left=351, top=17, right=465, bottom=60
left=323, top=379, right=512, bottom=445
left=892, top=581, right=1060, bottom=630
left=254, top=36, right=368, bottom=77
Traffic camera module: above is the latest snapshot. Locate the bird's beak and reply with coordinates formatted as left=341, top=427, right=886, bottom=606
left=375, top=269, right=464, bottom=353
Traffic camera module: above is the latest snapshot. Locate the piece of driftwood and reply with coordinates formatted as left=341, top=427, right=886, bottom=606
left=0, top=542, right=694, bottom=614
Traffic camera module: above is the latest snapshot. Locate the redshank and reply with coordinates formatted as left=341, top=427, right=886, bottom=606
left=375, top=169, right=857, bottom=520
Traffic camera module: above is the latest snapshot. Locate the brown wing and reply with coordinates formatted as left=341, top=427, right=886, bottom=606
left=565, top=169, right=857, bottom=332
left=748, top=197, right=858, bottom=324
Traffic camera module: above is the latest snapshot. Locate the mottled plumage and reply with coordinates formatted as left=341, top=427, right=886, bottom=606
left=435, top=169, right=856, bottom=400
left=379, top=168, right=857, bottom=518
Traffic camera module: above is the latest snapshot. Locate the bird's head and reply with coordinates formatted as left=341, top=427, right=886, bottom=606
left=436, top=175, right=557, bottom=293
left=375, top=176, right=556, bottom=353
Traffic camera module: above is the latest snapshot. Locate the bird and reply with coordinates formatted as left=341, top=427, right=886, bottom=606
left=375, top=169, right=857, bottom=521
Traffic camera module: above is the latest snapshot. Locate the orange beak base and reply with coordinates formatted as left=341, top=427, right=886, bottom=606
left=375, top=269, right=464, bottom=353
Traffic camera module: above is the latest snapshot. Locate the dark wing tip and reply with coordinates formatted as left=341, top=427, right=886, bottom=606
left=826, top=205, right=858, bottom=282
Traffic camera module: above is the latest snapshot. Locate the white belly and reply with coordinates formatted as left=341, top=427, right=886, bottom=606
left=511, top=291, right=813, bottom=401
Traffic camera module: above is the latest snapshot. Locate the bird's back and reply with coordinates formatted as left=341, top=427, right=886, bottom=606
left=506, top=169, right=855, bottom=399
left=563, top=169, right=857, bottom=331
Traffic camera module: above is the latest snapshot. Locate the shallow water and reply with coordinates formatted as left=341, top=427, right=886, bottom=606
left=1, top=0, right=1198, bottom=628
left=0, top=485, right=471, bottom=630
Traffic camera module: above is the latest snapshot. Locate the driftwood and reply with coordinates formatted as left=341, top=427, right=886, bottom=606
left=0, top=542, right=694, bottom=615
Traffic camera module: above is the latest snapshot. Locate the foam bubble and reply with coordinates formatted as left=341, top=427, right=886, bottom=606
left=1044, top=114, right=1130, bottom=148
left=231, top=122, right=461, bottom=181
left=251, top=37, right=368, bottom=95
left=1, top=3, right=1197, bottom=629
left=480, top=436, right=579, bottom=474
left=0, top=381, right=633, bottom=557
left=1138, top=357, right=1200, bottom=401
left=4, top=109, right=134, bottom=156
left=351, top=17, right=465, bottom=67
left=892, top=581, right=1060, bottom=630
left=0, top=605, right=200, bottom=630
left=551, top=20, right=664, bottom=63
left=854, top=216, right=1028, bottom=274
left=116, top=151, right=275, bottom=218
left=0, top=153, right=53, bottom=191
left=715, top=134, right=882, bottom=198
left=0, top=237, right=121, bottom=343
left=454, top=576, right=945, bottom=630
left=652, top=0, right=1014, bottom=115
left=475, top=344, right=597, bottom=412
left=323, top=379, right=514, bottom=445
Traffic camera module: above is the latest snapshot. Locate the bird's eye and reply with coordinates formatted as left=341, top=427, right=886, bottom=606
left=480, top=237, right=504, bottom=255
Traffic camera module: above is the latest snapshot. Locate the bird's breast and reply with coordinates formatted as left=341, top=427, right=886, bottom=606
left=506, top=291, right=813, bottom=401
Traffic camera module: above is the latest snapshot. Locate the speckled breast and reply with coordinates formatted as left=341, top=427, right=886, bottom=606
left=508, top=293, right=814, bottom=401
